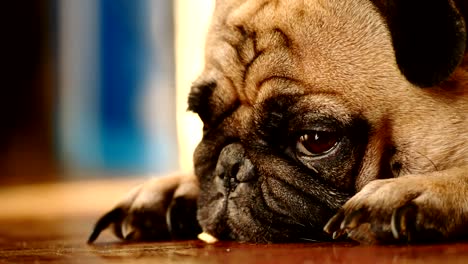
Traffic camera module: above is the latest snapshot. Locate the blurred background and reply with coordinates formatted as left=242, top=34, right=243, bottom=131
left=1, top=0, right=214, bottom=185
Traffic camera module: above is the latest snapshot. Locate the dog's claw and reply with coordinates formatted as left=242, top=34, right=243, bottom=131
left=341, top=209, right=365, bottom=230
left=324, top=210, right=344, bottom=236
left=332, top=229, right=347, bottom=240
left=88, top=208, right=125, bottom=244
left=391, top=203, right=417, bottom=241
left=332, top=231, right=340, bottom=239
left=325, top=209, right=368, bottom=240
left=122, top=220, right=137, bottom=240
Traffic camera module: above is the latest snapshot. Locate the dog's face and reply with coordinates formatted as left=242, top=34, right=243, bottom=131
left=189, top=0, right=468, bottom=242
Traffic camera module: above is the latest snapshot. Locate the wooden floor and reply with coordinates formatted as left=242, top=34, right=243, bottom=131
left=1, top=178, right=467, bottom=264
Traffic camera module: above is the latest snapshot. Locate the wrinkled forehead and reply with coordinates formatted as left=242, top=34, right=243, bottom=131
left=212, top=0, right=385, bottom=26
left=201, top=0, right=397, bottom=104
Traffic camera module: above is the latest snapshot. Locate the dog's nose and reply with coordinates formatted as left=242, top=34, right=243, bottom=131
left=214, top=143, right=256, bottom=189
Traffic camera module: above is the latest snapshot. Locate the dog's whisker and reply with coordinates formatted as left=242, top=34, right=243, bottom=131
left=299, top=237, right=320, bottom=242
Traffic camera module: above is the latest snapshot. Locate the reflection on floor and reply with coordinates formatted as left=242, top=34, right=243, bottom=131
left=0, top=178, right=467, bottom=263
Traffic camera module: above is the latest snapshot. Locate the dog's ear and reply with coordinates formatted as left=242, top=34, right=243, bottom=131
left=373, top=0, right=467, bottom=87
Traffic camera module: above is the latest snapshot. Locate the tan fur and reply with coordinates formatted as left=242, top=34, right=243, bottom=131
left=90, top=0, right=468, bottom=244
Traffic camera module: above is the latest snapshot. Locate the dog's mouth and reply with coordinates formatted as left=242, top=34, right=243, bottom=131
left=195, top=143, right=270, bottom=241
left=198, top=173, right=341, bottom=242
left=199, top=179, right=259, bottom=241
left=195, top=143, right=350, bottom=243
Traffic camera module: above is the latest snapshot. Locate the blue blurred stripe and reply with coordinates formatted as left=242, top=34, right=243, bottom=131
left=58, top=0, right=177, bottom=174
left=98, top=0, right=149, bottom=171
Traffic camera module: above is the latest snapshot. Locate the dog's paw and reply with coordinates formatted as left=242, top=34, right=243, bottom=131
left=88, top=173, right=201, bottom=243
left=324, top=167, right=468, bottom=244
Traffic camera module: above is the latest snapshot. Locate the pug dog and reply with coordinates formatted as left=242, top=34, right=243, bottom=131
left=88, top=0, right=468, bottom=244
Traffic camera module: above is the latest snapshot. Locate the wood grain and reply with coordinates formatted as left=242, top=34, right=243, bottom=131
left=0, top=178, right=467, bottom=263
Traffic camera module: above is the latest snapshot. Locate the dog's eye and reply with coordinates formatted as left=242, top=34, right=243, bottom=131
left=296, top=131, right=339, bottom=156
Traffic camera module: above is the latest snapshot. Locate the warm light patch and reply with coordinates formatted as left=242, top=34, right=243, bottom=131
left=175, top=0, right=215, bottom=172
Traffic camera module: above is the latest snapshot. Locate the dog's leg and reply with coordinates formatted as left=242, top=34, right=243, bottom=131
left=325, top=166, right=468, bottom=244
left=88, top=173, right=200, bottom=243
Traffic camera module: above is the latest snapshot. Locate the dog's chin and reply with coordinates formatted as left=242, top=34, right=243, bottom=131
left=196, top=174, right=335, bottom=243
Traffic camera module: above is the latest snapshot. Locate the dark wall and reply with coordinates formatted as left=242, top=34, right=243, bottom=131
left=1, top=1, right=57, bottom=184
